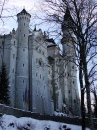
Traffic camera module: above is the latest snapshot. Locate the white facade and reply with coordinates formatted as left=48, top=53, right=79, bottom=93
left=0, top=9, right=80, bottom=115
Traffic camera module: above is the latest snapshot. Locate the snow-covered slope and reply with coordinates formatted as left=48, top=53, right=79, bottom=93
left=0, top=114, right=90, bottom=130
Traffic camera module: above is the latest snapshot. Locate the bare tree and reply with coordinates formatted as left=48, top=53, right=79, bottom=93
left=0, top=0, right=16, bottom=34
left=36, top=0, right=97, bottom=129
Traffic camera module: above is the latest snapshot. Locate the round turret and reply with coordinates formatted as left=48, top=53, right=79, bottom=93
left=17, top=8, right=31, bottom=47
left=17, top=9, right=31, bottom=22
left=15, top=9, right=31, bottom=110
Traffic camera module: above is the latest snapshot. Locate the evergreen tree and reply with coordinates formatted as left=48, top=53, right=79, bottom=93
left=0, top=63, right=10, bottom=105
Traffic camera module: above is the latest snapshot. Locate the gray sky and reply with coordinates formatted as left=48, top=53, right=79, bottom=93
left=0, top=0, right=44, bottom=33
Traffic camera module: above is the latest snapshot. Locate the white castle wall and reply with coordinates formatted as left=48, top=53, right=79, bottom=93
left=9, top=35, right=17, bottom=107
left=47, top=45, right=63, bottom=112
left=29, top=30, right=53, bottom=115
left=15, top=11, right=31, bottom=110
left=0, top=9, right=80, bottom=116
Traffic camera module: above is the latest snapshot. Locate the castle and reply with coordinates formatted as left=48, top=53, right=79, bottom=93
left=0, top=8, right=80, bottom=115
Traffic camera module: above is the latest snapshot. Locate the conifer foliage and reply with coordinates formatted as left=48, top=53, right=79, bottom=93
left=0, top=63, right=10, bottom=105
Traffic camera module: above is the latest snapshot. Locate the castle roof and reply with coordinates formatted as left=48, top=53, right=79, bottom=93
left=62, top=7, right=74, bottom=30
left=64, top=7, right=73, bottom=22
left=46, top=38, right=57, bottom=47
left=17, top=9, right=31, bottom=17
left=46, top=38, right=56, bottom=44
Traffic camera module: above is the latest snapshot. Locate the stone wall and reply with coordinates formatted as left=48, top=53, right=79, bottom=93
left=0, top=104, right=88, bottom=126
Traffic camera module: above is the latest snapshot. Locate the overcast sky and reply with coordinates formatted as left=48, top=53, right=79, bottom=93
left=0, top=0, right=62, bottom=46
left=0, top=0, right=44, bottom=33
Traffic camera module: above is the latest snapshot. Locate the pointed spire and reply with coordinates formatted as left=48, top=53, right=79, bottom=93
left=64, top=6, right=73, bottom=22
left=62, top=6, right=74, bottom=30
left=17, top=8, right=31, bottom=17
left=34, top=25, right=36, bottom=31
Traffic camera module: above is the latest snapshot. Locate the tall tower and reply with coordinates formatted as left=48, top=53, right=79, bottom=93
left=61, top=7, right=80, bottom=115
left=15, top=9, right=31, bottom=110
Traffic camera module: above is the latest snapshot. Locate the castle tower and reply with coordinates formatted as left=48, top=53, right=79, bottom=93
left=15, top=9, right=31, bottom=110
left=61, top=7, right=80, bottom=115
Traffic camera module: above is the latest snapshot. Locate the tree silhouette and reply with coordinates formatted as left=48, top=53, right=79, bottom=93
left=0, top=63, right=10, bottom=105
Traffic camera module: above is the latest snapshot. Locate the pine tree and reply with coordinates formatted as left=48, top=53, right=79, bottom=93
left=0, top=63, right=10, bottom=105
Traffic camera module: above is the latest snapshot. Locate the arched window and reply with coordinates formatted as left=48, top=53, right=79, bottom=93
left=23, top=80, right=24, bottom=84
left=73, top=81, right=74, bottom=84
left=74, top=99, right=76, bottom=103
left=14, top=41, right=15, bottom=45
left=36, top=73, right=37, bottom=77
left=12, top=68, right=14, bottom=73
left=13, top=54, right=15, bottom=59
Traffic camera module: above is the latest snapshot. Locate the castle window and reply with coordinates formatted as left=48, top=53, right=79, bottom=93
left=43, top=77, right=44, bottom=80
left=35, top=46, right=38, bottom=50
left=69, top=90, right=70, bottom=93
left=24, top=23, right=25, bottom=26
left=12, top=79, right=14, bottom=83
left=49, top=69, right=50, bottom=74
left=12, top=68, right=14, bottom=73
left=24, top=34, right=25, bottom=37
left=44, top=86, right=45, bottom=89
left=23, top=49, right=25, bottom=52
left=14, top=41, right=15, bottom=45
left=40, top=74, right=41, bottom=79
left=36, top=58, right=38, bottom=63
left=56, top=68, right=58, bottom=73
left=23, top=80, right=24, bottom=84
left=36, top=73, right=37, bottom=77
left=74, top=99, right=76, bottom=103
left=68, top=73, right=69, bottom=76
left=13, top=54, right=15, bottom=59
left=2, top=41, right=4, bottom=45
left=72, top=66, right=74, bottom=69
left=20, top=29, right=21, bottom=32
left=73, top=81, right=74, bottom=84
left=42, top=51, right=45, bottom=55
left=57, top=78, right=58, bottom=82
left=39, top=49, right=41, bottom=53
left=23, top=64, right=24, bottom=67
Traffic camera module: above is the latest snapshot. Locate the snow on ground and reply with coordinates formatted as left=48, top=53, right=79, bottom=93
left=54, top=111, right=67, bottom=117
left=0, top=114, right=90, bottom=130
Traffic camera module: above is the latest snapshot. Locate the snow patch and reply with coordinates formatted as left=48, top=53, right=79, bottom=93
left=0, top=114, right=90, bottom=130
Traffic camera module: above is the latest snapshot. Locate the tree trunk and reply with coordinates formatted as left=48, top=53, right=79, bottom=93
left=81, top=90, right=86, bottom=130
left=79, top=49, right=86, bottom=130
left=94, top=89, right=97, bottom=118
left=81, top=44, right=94, bottom=130
left=86, top=84, right=94, bottom=130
